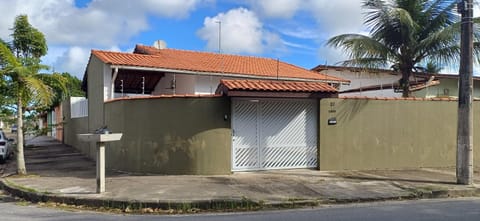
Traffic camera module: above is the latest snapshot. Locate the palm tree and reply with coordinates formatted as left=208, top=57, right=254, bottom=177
left=328, top=0, right=480, bottom=97
left=0, top=43, right=52, bottom=175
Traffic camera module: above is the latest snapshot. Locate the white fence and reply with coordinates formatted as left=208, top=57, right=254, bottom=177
left=71, top=97, right=88, bottom=118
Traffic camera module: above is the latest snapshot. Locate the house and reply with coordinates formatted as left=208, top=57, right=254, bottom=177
left=312, top=65, right=480, bottom=98
left=64, top=42, right=349, bottom=175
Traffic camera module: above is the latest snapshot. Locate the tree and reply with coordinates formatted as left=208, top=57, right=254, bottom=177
left=60, top=72, right=85, bottom=97
left=0, top=15, right=54, bottom=175
left=327, top=0, right=480, bottom=97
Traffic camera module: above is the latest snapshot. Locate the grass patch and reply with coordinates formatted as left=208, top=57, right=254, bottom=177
left=4, top=179, right=39, bottom=193
left=15, top=200, right=31, bottom=206
left=7, top=173, right=40, bottom=179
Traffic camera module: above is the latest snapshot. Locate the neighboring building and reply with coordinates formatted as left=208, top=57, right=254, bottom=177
left=65, top=42, right=349, bottom=175
left=312, top=65, right=480, bottom=98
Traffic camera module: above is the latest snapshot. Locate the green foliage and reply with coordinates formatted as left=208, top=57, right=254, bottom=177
left=61, top=72, right=85, bottom=97
left=0, top=14, right=58, bottom=175
left=11, top=15, right=47, bottom=62
left=35, top=72, right=84, bottom=110
left=327, top=0, right=480, bottom=97
left=38, top=73, right=67, bottom=109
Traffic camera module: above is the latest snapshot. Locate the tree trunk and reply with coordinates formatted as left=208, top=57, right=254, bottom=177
left=401, top=70, right=411, bottom=97
left=16, top=96, right=27, bottom=175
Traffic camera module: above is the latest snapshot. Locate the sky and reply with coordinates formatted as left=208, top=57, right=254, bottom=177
left=0, top=0, right=473, bottom=79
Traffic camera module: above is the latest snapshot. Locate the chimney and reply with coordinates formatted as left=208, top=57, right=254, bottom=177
left=153, top=40, right=167, bottom=49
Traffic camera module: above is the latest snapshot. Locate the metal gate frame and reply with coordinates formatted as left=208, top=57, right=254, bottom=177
left=231, top=98, right=318, bottom=171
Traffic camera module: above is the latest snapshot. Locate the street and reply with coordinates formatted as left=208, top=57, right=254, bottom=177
left=1, top=192, right=479, bottom=221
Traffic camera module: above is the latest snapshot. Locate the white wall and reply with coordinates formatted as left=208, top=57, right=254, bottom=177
left=320, top=69, right=401, bottom=91
left=51, top=109, right=57, bottom=138
left=317, top=68, right=439, bottom=98
left=152, top=73, right=225, bottom=95
left=103, top=65, right=112, bottom=100
left=195, top=75, right=222, bottom=95
left=70, top=97, right=88, bottom=118
left=341, top=89, right=400, bottom=98
left=152, top=73, right=195, bottom=95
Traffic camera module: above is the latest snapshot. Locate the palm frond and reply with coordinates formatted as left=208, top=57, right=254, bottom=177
left=22, top=75, right=53, bottom=106
left=0, top=43, right=20, bottom=68
left=424, top=45, right=461, bottom=66
left=415, top=20, right=460, bottom=62
left=327, top=34, right=396, bottom=61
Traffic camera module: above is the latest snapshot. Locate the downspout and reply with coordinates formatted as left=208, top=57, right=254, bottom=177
left=111, top=67, right=119, bottom=100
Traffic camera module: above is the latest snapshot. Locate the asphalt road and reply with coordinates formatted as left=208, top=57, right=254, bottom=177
left=1, top=193, right=480, bottom=221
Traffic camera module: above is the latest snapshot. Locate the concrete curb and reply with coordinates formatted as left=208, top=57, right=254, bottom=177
left=0, top=179, right=260, bottom=211
left=2, top=178, right=480, bottom=212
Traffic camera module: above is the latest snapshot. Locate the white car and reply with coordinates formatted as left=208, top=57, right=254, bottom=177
left=0, top=131, right=14, bottom=163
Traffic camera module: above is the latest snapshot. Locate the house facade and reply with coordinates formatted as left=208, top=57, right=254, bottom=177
left=61, top=44, right=480, bottom=175
left=312, top=65, right=480, bottom=98
left=67, top=43, right=348, bottom=175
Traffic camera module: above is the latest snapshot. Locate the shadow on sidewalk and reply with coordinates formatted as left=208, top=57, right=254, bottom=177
left=341, top=175, right=456, bottom=185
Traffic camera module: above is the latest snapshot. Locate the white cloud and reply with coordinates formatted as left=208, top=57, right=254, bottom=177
left=247, top=0, right=365, bottom=36
left=0, top=0, right=206, bottom=78
left=243, top=0, right=365, bottom=64
left=277, top=26, right=320, bottom=40
left=317, top=42, right=351, bottom=66
left=44, top=45, right=124, bottom=79
left=306, top=0, right=364, bottom=36
left=51, top=46, right=90, bottom=78
left=0, top=0, right=206, bottom=47
left=197, top=7, right=281, bottom=54
left=248, top=0, right=302, bottom=19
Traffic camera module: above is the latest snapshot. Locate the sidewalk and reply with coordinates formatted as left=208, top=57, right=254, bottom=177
left=1, top=136, right=480, bottom=211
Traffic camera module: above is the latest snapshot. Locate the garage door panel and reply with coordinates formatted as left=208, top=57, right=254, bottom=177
left=232, top=101, right=259, bottom=169
left=232, top=99, right=317, bottom=171
left=261, top=100, right=315, bottom=147
left=234, top=147, right=259, bottom=168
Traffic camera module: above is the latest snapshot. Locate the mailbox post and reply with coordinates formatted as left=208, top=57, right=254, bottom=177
left=77, top=133, right=122, bottom=193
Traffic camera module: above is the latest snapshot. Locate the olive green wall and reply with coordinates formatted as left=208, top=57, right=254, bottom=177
left=319, top=98, right=480, bottom=170
left=62, top=99, right=89, bottom=155
left=87, top=56, right=110, bottom=159
left=104, top=97, right=232, bottom=175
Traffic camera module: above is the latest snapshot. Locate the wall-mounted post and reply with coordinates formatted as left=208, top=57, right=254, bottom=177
left=78, top=133, right=122, bottom=193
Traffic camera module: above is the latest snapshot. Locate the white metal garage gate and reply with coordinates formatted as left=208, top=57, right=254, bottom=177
left=232, top=98, right=318, bottom=171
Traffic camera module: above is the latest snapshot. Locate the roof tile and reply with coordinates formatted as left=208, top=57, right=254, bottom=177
left=91, top=45, right=349, bottom=83
left=219, top=79, right=337, bottom=93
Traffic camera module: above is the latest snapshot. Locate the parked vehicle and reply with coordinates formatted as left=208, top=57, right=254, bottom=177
left=0, top=131, right=14, bottom=163
left=11, top=125, right=17, bottom=133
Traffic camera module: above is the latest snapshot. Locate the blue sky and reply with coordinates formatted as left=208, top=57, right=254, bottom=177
left=0, top=0, right=370, bottom=78
left=0, top=0, right=468, bottom=79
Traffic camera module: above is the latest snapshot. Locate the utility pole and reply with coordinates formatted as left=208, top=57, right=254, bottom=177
left=457, top=0, right=474, bottom=185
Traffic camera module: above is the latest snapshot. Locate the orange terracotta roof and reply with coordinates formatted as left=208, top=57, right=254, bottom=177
left=91, top=45, right=349, bottom=83
left=219, top=79, right=337, bottom=93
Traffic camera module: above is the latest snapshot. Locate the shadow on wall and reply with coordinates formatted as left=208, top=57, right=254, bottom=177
left=336, top=99, right=370, bottom=122
left=105, top=97, right=231, bottom=175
